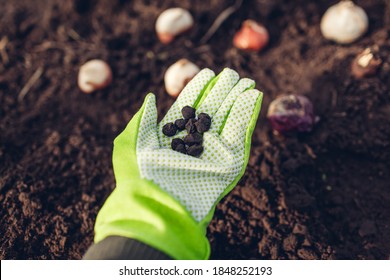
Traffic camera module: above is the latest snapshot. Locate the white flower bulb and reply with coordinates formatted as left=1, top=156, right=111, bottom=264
left=320, top=1, right=368, bottom=44
left=156, top=8, right=194, bottom=44
left=164, top=59, right=200, bottom=98
left=78, top=59, right=112, bottom=94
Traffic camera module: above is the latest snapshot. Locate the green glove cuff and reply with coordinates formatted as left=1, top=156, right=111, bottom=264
left=94, top=178, right=210, bottom=260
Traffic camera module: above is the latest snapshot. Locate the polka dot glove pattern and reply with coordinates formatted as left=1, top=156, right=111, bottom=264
left=137, top=68, right=263, bottom=223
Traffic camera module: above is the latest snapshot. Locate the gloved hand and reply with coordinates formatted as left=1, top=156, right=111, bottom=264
left=94, top=68, right=263, bottom=259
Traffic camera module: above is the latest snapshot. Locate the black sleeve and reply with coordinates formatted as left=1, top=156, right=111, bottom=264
left=83, top=236, right=172, bottom=260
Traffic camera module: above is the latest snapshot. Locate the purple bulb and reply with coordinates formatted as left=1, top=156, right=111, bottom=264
left=267, top=95, right=315, bottom=133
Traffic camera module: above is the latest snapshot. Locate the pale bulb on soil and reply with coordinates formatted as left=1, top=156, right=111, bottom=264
left=351, top=48, right=382, bottom=79
left=164, top=59, right=200, bottom=98
left=320, top=1, right=368, bottom=44
left=156, top=8, right=194, bottom=44
left=78, top=59, right=112, bottom=94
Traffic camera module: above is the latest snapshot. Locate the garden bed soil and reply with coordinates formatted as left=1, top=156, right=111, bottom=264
left=1, top=0, right=389, bottom=259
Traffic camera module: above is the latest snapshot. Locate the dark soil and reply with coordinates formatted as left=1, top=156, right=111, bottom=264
left=1, top=0, right=389, bottom=260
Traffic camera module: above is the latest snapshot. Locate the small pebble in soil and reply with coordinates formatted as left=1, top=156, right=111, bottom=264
left=162, top=122, right=177, bottom=137
left=181, top=105, right=196, bottom=119
left=195, top=116, right=211, bottom=133
left=187, top=144, right=204, bottom=157
left=174, top=118, right=187, bottom=131
left=267, top=94, right=316, bottom=134
left=185, top=118, right=197, bottom=134
left=233, top=19, right=269, bottom=52
left=183, top=132, right=203, bottom=146
left=320, top=1, right=368, bottom=44
left=171, top=138, right=185, bottom=150
left=351, top=48, right=382, bottom=79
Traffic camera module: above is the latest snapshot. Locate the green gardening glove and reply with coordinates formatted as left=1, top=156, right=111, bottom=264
left=94, top=68, right=263, bottom=259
